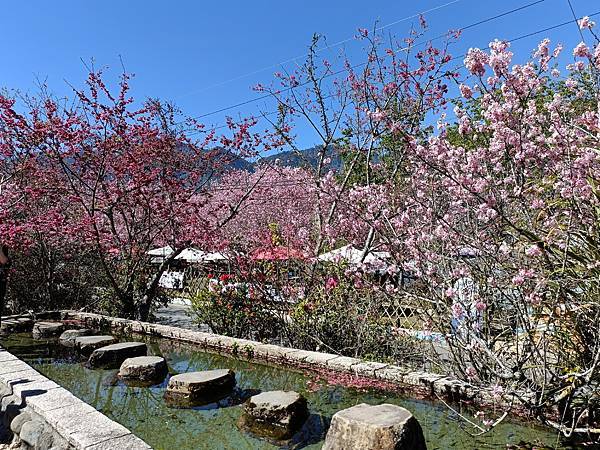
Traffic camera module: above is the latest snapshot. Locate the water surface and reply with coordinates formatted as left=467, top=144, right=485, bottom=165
left=1, top=333, right=562, bottom=450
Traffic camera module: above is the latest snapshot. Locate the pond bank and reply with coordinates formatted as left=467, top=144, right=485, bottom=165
left=2, top=329, right=560, bottom=449
left=63, top=310, right=546, bottom=421
left=0, top=345, right=150, bottom=450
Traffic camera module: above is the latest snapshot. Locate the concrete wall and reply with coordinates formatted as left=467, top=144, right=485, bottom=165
left=0, top=346, right=151, bottom=450
left=65, top=311, right=519, bottom=412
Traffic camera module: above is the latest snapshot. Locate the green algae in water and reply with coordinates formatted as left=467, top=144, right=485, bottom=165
left=1, top=333, right=563, bottom=450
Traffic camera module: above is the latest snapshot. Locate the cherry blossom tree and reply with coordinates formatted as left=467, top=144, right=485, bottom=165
left=0, top=71, right=280, bottom=319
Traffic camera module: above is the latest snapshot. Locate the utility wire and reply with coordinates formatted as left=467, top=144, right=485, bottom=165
left=175, top=0, right=463, bottom=99
left=566, top=0, right=587, bottom=42
left=184, top=7, right=599, bottom=138
left=180, top=0, right=546, bottom=125
left=189, top=6, right=600, bottom=192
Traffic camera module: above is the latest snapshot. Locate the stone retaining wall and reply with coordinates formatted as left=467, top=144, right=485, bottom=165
left=64, top=311, right=528, bottom=415
left=0, top=346, right=151, bottom=450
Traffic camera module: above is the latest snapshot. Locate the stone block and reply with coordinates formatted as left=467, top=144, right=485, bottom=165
left=326, top=356, right=361, bottom=372
left=32, top=322, right=65, bottom=339
left=84, top=433, right=152, bottom=450
left=323, top=403, right=426, bottom=450
left=88, top=342, right=147, bottom=369
left=10, top=411, right=31, bottom=434
left=349, top=361, right=389, bottom=377
left=74, top=336, right=117, bottom=355
left=244, top=391, right=308, bottom=432
left=118, top=356, right=168, bottom=384
left=59, top=329, right=92, bottom=347
left=164, top=369, right=235, bottom=407
left=67, top=412, right=130, bottom=448
left=19, top=419, right=45, bottom=446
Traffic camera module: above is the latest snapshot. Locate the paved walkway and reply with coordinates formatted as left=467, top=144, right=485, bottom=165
left=153, top=301, right=209, bottom=331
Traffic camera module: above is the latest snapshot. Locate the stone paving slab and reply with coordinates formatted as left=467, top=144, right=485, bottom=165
left=0, top=367, right=48, bottom=384
left=27, top=387, right=83, bottom=414
left=84, top=432, right=152, bottom=450
left=10, top=379, right=61, bottom=399
left=326, top=356, right=362, bottom=372
left=350, top=361, right=390, bottom=377
left=0, top=344, right=153, bottom=449
left=0, top=350, right=18, bottom=363
left=43, top=402, right=99, bottom=435
left=68, top=412, right=131, bottom=448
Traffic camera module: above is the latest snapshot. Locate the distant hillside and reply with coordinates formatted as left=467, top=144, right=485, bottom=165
left=208, top=145, right=343, bottom=174
left=260, top=145, right=343, bottom=171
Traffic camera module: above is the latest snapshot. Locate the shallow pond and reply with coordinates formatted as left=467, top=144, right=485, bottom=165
left=1, top=333, right=563, bottom=449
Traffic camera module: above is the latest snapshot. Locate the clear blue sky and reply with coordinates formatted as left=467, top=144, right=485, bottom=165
left=1, top=0, right=597, bottom=148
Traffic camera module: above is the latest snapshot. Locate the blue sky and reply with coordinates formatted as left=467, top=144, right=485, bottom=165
left=1, top=0, right=598, bottom=148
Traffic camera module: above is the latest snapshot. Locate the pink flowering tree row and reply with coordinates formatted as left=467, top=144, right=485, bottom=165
left=0, top=71, right=284, bottom=319
left=222, top=18, right=600, bottom=436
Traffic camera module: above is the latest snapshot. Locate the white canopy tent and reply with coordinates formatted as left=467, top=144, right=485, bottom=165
left=317, top=244, right=391, bottom=267
left=147, top=246, right=229, bottom=264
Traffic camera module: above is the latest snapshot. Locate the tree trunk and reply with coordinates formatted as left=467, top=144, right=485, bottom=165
left=137, top=246, right=185, bottom=322
left=0, top=245, right=9, bottom=328
left=0, top=273, right=7, bottom=328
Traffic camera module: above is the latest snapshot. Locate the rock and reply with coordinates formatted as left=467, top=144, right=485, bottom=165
left=37, top=429, right=55, bottom=450
left=75, top=336, right=118, bottom=355
left=10, top=412, right=31, bottom=434
left=164, top=369, right=236, bottom=406
left=0, top=320, right=21, bottom=335
left=118, top=356, right=168, bottom=384
left=88, top=342, right=147, bottom=369
left=32, top=322, right=65, bottom=339
left=245, top=391, right=308, bottom=428
left=19, top=419, right=44, bottom=446
left=0, top=318, right=33, bottom=335
left=0, top=319, right=33, bottom=336
left=241, top=391, right=309, bottom=440
left=16, top=318, right=34, bottom=330
left=59, top=329, right=93, bottom=347
left=322, top=403, right=426, bottom=450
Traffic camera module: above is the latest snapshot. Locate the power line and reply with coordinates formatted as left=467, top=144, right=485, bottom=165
left=187, top=6, right=600, bottom=192
left=175, top=0, right=463, bottom=100
left=180, top=0, right=546, bottom=126
left=566, top=0, right=587, bottom=43
left=184, top=7, right=599, bottom=138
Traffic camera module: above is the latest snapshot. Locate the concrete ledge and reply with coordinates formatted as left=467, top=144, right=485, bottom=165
left=0, top=346, right=151, bottom=450
left=63, top=311, right=525, bottom=413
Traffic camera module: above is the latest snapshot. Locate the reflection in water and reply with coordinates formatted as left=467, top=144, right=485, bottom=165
left=1, top=333, right=562, bottom=450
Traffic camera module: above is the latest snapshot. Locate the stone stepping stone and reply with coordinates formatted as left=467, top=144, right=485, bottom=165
left=118, top=356, right=168, bottom=384
left=59, top=329, right=92, bottom=347
left=74, top=336, right=118, bottom=355
left=241, top=390, right=309, bottom=440
left=164, top=369, right=236, bottom=407
left=0, top=320, right=21, bottom=335
left=32, top=321, right=65, bottom=339
left=16, top=318, right=34, bottom=330
left=88, top=342, right=147, bottom=369
left=322, top=403, right=426, bottom=450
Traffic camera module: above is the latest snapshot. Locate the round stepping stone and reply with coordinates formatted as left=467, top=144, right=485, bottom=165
left=87, top=342, right=147, bottom=369
left=0, top=320, right=20, bottom=335
left=59, top=329, right=92, bottom=347
left=74, top=336, right=118, bottom=355
left=32, top=321, right=65, bottom=339
left=241, top=390, right=309, bottom=440
left=322, top=403, right=426, bottom=450
left=16, top=318, right=34, bottom=331
left=119, top=356, right=168, bottom=384
left=164, top=369, right=236, bottom=407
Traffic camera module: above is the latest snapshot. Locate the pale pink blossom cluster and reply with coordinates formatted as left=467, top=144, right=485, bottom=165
left=579, top=16, right=595, bottom=29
